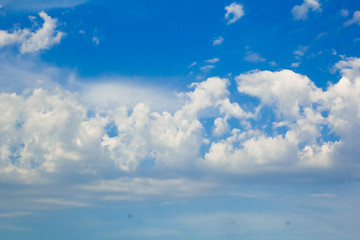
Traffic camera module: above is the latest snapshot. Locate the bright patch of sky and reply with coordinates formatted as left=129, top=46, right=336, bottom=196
left=1, top=0, right=360, bottom=239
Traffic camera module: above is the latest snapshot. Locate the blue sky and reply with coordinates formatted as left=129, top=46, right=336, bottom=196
left=0, top=0, right=360, bottom=239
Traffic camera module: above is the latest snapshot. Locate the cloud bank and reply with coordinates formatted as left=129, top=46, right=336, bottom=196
left=1, top=57, right=360, bottom=191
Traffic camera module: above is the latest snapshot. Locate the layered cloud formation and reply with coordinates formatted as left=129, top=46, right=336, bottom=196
left=1, top=57, right=360, bottom=189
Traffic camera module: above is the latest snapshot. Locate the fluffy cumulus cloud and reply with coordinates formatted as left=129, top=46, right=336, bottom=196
left=225, top=2, right=244, bottom=25
left=324, top=58, right=360, bottom=166
left=0, top=11, right=64, bottom=53
left=0, top=88, right=107, bottom=182
left=291, top=0, right=321, bottom=20
left=0, top=76, right=234, bottom=182
left=205, top=60, right=360, bottom=174
left=204, top=70, right=332, bottom=172
left=1, top=57, right=360, bottom=200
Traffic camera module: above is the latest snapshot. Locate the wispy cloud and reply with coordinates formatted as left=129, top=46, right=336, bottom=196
left=35, top=198, right=92, bottom=207
left=188, top=62, right=197, bottom=68
left=0, top=211, right=31, bottom=218
left=199, top=64, right=215, bottom=72
left=344, top=11, right=360, bottom=27
left=213, top=36, right=224, bottom=46
left=291, top=0, right=321, bottom=20
left=294, top=45, right=309, bottom=59
left=78, top=177, right=220, bottom=200
left=244, top=50, right=266, bottom=63
left=311, top=193, right=336, bottom=198
left=206, top=57, right=220, bottom=64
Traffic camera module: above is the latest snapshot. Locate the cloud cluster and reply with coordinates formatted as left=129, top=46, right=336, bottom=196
left=291, top=0, right=321, bottom=20
left=0, top=58, right=360, bottom=184
left=0, top=11, right=64, bottom=54
left=1, top=57, right=360, bottom=202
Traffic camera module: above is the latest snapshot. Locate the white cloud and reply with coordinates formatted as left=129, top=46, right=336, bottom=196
left=291, top=0, right=321, bottom=20
left=225, top=2, right=244, bottom=25
left=344, top=11, right=360, bottom=26
left=217, top=98, right=252, bottom=119
left=21, top=12, right=64, bottom=53
left=203, top=58, right=360, bottom=173
left=323, top=57, right=360, bottom=164
left=202, top=69, right=337, bottom=172
left=213, top=36, right=224, bottom=46
left=0, top=29, right=29, bottom=48
left=213, top=117, right=230, bottom=136
left=177, top=77, right=231, bottom=120
left=0, top=75, right=229, bottom=176
left=206, top=57, right=220, bottom=64
left=0, top=11, right=64, bottom=54
left=199, top=65, right=215, bottom=72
